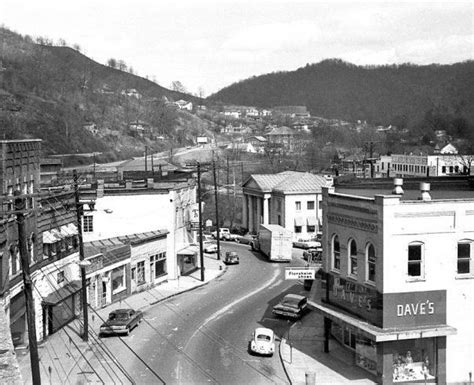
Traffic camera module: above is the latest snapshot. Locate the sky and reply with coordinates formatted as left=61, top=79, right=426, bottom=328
left=1, top=0, right=473, bottom=96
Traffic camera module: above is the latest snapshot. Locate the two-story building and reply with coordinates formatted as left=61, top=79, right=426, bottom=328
left=309, top=182, right=473, bottom=384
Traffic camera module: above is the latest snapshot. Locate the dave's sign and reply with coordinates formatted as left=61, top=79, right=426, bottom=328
left=383, top=290, right=446, bottom=328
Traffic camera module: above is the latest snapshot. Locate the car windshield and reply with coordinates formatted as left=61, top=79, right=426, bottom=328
left=256, top=334, right=271, bottom=342
left=280, top=299, right=300, bottom=308
left=109, top=312, right=129, bottom=321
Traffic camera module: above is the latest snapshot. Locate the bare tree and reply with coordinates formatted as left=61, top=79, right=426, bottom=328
left=107, top=58, right=117, bottom=68
left=117, top=60, right=127, bottom=71
left=170, top=80, right=187, bottom=93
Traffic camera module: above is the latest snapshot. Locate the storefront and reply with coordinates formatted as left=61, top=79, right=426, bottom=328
left=177, top=246, right=198, bottom=276
left=311, top=274, right=456, bottom=384
left=9, top=292, right=26, bottom=347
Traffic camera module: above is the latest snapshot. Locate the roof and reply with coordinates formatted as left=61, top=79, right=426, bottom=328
left=118, top=157, right=178, bottom=172
left=252, top=136, right=267, bottom=142
left=266, top=126, right=294, bottom=136
left=272, top=172, right=330, bottom=194
left=255, top=327, right=274, bottom=336
left=249, top=172, right=293, bottom=191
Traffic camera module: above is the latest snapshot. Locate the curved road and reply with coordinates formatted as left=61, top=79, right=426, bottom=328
left=101, top=244, right=308, bottom=384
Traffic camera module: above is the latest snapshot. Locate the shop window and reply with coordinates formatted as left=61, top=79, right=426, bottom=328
left=366, top=243, right=376, bottom=283
left=294, top=226, right=302, bottom=233
left=332, top=235, right=341, bottom=271
left=348, top=239, right=358, bottom=276
left=136, top=261, right=145, bottom=285
left=111, top=266, right=126, bottom=294
left=57, top=271, right=65, bottom=284
left=457, top=241, right=472, bottom=275
left=155, top=259, right=166, bottom=278
left=343, top=328, right=356, bottom=349
left=82, top=215, right=93, bottom=233
left=307, top=201, right=315, bottom=210
left=307, top=225, right=315, bottom=233
left=393, top=339, right=437, bottom=383
left=295, top=201, right=301, bottom=211
left=441, top=166, right=446, bottom=174
left=408, top=242, right=424, bottom=279
left=356, top=336, right=377, bottom=376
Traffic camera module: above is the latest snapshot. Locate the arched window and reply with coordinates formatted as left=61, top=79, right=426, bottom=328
left=332, top=235, right=340, bottom=270
left=348, top=239, right=358, bottom=276
left=366, top=243, right=376, bottom=283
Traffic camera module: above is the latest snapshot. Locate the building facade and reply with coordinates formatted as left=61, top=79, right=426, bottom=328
left=309, top=184, right=473, bottom=384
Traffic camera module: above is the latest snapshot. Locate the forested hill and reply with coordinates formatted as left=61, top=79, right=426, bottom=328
left=0, top=27, right=203, bottom=160
left=209, top=59, right=474, bottom=127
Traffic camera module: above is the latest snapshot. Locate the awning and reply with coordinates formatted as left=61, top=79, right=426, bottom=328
left=42, top=280, right=82, bottom=306
left=309, top=299, right=457, bottom=342
left=177, top=245, right=199, bottom=256
left=60, top=223, right=78, bottom=236
left=42, top=229, right=62, bottom=244
left=294, top=217, right=304, bottom=226
left=307, top=216, right=318, bottom=226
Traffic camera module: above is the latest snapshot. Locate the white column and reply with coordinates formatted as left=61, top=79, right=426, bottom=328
left=249, top=196, right=254, bottom=233
left=263, top=197, right=269, bottom=224
left=242, top=194, right=248, bottom=229
left=257, top=197, right=262, bottom=226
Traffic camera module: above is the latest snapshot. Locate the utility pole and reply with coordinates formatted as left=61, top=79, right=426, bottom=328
left=197, top=163, right=205, bottom=281
left=226, top=155, right=230, bottom=225
left=212, top=158, right=221, bottom=260
left=14, top=191, right=41, bottom=385
left=73, top=170, right=88, bottom=342
left=144, top=145, right=148, bottom=173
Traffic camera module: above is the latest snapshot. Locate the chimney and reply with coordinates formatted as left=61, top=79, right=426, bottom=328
left=392, top=178, right=404, bottom=195
left=419, top=182, right=431, bottom=201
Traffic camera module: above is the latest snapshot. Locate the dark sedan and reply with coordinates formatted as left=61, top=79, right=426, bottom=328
left=99, top=308, right=143, bottom=336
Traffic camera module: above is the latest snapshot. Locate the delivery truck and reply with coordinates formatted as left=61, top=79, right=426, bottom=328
left=250, top=224, right=293, bottom=262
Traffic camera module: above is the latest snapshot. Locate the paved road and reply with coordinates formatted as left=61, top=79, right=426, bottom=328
left=98, top=244, right=307, bottom=384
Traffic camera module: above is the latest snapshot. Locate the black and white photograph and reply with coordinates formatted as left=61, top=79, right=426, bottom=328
left=0, top=1, right=473, bottom=384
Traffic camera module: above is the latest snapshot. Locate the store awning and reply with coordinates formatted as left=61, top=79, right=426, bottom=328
left=59, top=223, right=78, bottom=236
left=42, top=280, right=82, bottom=306
left=309, top=299, right=457, bottom=342
left=307, top=216, right=318, bottom=226
left=177, top=245, right=199, bottom=256
left=294, top=217, right=304, bottom=226
left=42, top=229, right=62, bottom=244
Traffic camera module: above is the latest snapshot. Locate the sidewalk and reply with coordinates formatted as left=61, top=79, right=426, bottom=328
left=279, top=311, right=377, bottom=385
left=16, top=255, right=226, bottom=385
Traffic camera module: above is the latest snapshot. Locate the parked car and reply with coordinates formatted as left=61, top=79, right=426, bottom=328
left=293, top=238, right=322, bottom=249
left=211, top=228, right=240, bottom=241
left=234, top=233, right=256, bottom=244
left=303, top=247, right=323, bottom=262
left=203, top=240, right=218, bottom=253
left=223, top=251, right=239, bottom=265
left=249, top=327, right=275, bottom=356
left=99, top=308, right=143, bottom=336
left=272, top=294, right=308, bottom=319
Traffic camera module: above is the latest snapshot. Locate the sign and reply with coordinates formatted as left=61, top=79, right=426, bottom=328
left=326, top=273, right=383, bottom=327
left=383, top=290, right=446, bottom=328
left=190, top=204, right=200, bottom=225
left=285, top=268, right=316, bottom=280
left=205, top=219, right=212, bottom=228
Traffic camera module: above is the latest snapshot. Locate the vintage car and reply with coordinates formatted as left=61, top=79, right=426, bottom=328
left=99, top=308, right=143, bottom=336
left=234, top=233, right=256, bottom=244
left=272, top=294, right=308, bottom=319
left=303, top=247, right=323, bottom=262
left=293, top=238, right=322, bottom=249
left=249, top=327, right=275, bottom=356
left=223, top=251, right=239, bottom=265
left=203, top=240, right=218, bottom=253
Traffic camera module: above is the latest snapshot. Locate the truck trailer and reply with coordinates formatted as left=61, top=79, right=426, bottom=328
left=251, top=224, right=292, bottom=262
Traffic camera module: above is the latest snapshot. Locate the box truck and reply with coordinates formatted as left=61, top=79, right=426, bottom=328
left=250, top=224, right=292, bottom=262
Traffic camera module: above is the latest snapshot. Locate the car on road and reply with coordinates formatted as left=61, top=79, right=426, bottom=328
left=303, top=247, right=323, bottom=263
left=272, top=294, right=308, bottom=320
left=99, top=308, right=143, bottom=336
left=203, top=240, right=218, bottom=253
left=211, top=228, right=240, bottom=241
left=293, top=238, right=322, bottom=249
left=234, top=233, right=256, bottom=244
left=249, top=327, right=275, bottom=356
left=223, top=251, right=239, bottom=265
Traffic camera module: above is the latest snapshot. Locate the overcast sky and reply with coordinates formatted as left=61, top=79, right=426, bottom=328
left=1, top=0, right=473, bottom=96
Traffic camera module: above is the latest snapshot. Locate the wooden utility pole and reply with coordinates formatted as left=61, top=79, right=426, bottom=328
left=212, top=158, right=221, bottom=260
left=144, top=145, right=148, bottom=173
left=14, top=192, right=41, bottom=385
left=73, top=170, right=88, bottom=342
left=197, top=163, right=205, bottom=281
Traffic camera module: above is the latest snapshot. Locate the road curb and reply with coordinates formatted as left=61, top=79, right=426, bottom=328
left=279, top=337, right=293, bottom=385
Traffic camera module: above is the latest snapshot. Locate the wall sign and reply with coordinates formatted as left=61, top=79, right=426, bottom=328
left=383, top=290, right=446, bottom=328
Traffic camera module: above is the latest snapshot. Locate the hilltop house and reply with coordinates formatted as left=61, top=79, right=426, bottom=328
left=175, top=100, right=193, bottom=111
left=264, top=126, right=297, bottom=153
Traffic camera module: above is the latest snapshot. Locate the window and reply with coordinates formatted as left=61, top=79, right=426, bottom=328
left=441, top=166, right=446, bottom=174
left=277, top=215, right=281, bottom=225
left=57, top=271, right=65, bottom=284
left=83, top=215, right=93, bottom=232
left=408, top=243, right=424, bottom=278
left=294, top=226, right=302, bottom=233
left=366, top=244, right=376, bottom=283
left=332, top=235, right=341, bottom=270
left=277, top=199, right=282, bottom=212
left=457, top=241, right=471, bottom=275
left=307, top=225, right=315, bottom=233
left=136, top=261, right=145, bottom=284
left=295, top=201, right=301, bottom=211
left=307, top=201, right=315, bottom=210
left=111, top=266, right=126, bottom=294
left=348, top=239, right=358, bottom=276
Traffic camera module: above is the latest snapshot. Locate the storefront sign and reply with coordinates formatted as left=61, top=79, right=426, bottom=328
left=383, top=290, right=446, bottom=328
left=285, top=268, right=316, bottom=280
left=326, top=273, right=383, bottom=327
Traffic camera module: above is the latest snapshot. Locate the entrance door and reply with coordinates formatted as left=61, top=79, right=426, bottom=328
left=101, top=281, right=107, bottom=307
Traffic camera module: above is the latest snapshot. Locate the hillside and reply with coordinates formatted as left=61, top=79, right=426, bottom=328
left=0, top=27, right=206, bottom=161
left=209, top=59, right=474, bottom=132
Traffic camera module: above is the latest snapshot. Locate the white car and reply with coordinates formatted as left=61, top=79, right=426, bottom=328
left=203, top=241, right=218, bottom=253
left=293, top=239, right=322, bottom=249
left=249, top=327, right=275, bottom=356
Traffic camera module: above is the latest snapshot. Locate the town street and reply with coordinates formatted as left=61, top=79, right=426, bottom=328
left=98, top=244, right=307, bottom=384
